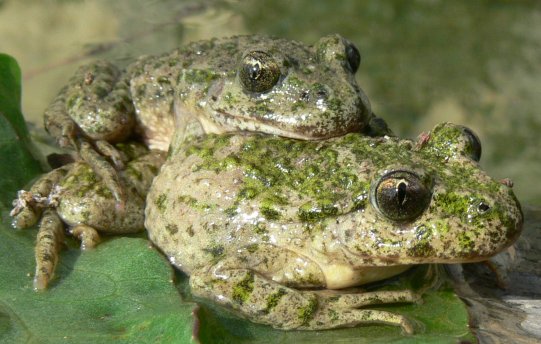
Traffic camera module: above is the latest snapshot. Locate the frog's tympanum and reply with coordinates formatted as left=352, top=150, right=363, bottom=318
left=42, top=34, right=374, bottom=207
left=11, top=142, right=165, bottom=290
left=145, top=123, right=523, bottom=334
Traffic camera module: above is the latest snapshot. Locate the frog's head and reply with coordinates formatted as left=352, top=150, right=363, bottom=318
left=194, top=34, right=371, bottom=139
left=357, top=123, right=523, bottom=264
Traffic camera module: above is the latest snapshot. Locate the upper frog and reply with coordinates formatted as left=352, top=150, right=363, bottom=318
left=145, top=123, right=522, bottom=331
left=130, top=34, right=372, bottom=150
left=43, top=34, right=375, bottom=207
left=46, top=34, right=372, bottom=153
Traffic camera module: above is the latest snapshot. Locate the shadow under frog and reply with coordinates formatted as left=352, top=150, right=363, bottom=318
left=145, top=123, right=523, bottom=334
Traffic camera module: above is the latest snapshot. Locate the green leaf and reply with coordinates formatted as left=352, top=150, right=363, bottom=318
left=0, top=54, right=42, bottom=209
left=0, top=220, right=197, bottom=344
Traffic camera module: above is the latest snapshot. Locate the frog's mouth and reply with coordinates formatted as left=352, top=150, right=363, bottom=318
left=210, top=108, right=361, bottom=140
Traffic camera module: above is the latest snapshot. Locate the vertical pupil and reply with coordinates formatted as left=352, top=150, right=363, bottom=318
left=249, top=63, right=260, bottom=80
left=397, top=181, right=407, bottom=206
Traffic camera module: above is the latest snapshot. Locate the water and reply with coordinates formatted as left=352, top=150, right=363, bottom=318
left=1, top=0, right=539, bottom=205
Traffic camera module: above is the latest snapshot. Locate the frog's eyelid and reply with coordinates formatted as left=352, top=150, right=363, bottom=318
left=417, top=123, right=482, bottom=163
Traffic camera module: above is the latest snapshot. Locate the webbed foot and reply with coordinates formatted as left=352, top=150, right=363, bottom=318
left=191, top=266, right=419, bottom=334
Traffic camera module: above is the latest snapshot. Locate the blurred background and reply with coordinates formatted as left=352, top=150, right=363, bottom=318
left=1, top=0, right=539, bottom=205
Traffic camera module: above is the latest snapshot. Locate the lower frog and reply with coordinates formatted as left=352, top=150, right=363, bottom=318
left=145, top=123, right=523, bottom=333
left=11, top=142, right=165, bottom=290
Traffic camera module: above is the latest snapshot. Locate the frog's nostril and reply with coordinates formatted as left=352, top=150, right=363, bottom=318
left=314, top=88, right=328, bottom=99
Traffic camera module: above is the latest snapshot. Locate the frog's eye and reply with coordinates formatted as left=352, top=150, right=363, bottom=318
left=372, top=171, right=431, bottom=222
left=239, top=51, right=280, bottom=93
left=315, top=34, right=361, bottom=74
left=461, top=126, right=482, bottom=162
left=345, top=41, right=361, bottom=74
left=422, top=123, right=483, bottom=162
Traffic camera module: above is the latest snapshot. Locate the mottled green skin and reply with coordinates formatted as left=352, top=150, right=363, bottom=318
left=13, top=142, right=165, bottom=234
left=145, top=122, right=522, bottom=330
left=46, top=34, right=372, bottom=153
left=57, top=149, right=164, bottom=233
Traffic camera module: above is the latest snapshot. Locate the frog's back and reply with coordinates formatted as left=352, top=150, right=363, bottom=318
left=145, top=133, right=388, bottom=273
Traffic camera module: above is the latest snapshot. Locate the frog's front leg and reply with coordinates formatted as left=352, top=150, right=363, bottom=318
left=79, top=141, right=125, bottom=210
left=44, top=61, right=136, bottom=207
left=45, top=60, right=135, bottom=146
left=190, top=246, right=418, bottom=334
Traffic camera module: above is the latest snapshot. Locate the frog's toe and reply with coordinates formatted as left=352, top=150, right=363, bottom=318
left=34, top=209, right=65, bottom=291
left=324, top=289, right=421, bottom=309
left=305, top=307, right=415, bottom=334
left=70, top=224, right=101, bottom=250
left=79, top=141, right=126, bottom=210
left=11, top=206, right=40, bottom=229
left=10, top=190, right=49, bottom=229
left=95, top=140, right=128, bottom=170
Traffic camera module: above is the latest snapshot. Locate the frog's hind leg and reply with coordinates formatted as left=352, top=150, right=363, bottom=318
left=34, top=209, right=65, bottom=291
left=190, top=245, right=417, bottom=333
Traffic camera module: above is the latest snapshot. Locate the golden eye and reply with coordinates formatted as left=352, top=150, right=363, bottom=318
left=239, top=51, right=280, bottom=93
left=373, top=171, right=431, bottom=222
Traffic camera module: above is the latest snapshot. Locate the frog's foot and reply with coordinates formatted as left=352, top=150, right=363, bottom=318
left=10, top=190, right=46, bottom=229
left=364, top=112, right=394, bottom=137
left=191, top=266, right=418, bottom=334
left=70, top=224, right=101, bottom=250
left=482, top=245, right=520, bottom=289
left=307, top=289, right=419, bottom=333
left=9, top=167, right=68, bottom=290
left=11, top=166, right=70, bottom=229
left=79, top=141, right=126, bottom=210
left=33, top=209, right=65, bottom=291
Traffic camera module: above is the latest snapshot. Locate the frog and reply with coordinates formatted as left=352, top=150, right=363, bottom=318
left=10, top=142, right=165, bottom=290
left=144, top=122, right=523, bottom=334
left=43, top=34, right=379, bottom=208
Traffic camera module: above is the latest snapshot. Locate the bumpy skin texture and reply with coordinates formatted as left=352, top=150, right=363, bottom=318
left=145, top=123, right=523, bottom=332
left=11, top=143, right=165, bottom=290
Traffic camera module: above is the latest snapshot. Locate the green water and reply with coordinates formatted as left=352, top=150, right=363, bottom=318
left=1, top=0, right=540, bottom=205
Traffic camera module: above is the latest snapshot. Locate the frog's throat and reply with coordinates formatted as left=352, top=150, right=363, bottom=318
left=322, top=264, right=412, bottom=289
